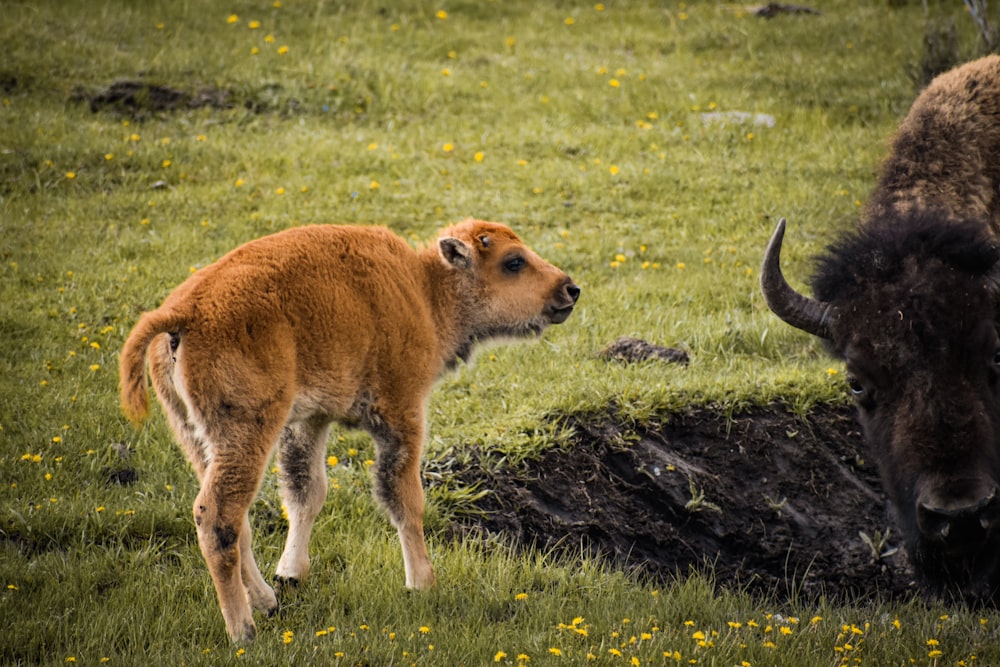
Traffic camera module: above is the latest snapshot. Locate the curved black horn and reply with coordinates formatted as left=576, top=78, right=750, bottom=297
left=760, top=218, right=834, bottom=340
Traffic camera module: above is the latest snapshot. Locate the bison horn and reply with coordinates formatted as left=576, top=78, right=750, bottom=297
left=760, top=218, right=834, bottom=340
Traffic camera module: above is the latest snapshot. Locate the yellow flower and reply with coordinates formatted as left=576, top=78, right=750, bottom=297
left=265, top=34, right=275, bottom=43
left=278, top=45, right=289, bottom=55
left=441, top=68, right=451, bottom=76
left=276, top=187, right=285, bottom=195
left=515, top=593, right=528, bottom=600
left=235, top=178, right=245, bottom=187
left=443, top=143, right=454, bottom=153
left=609, top=165, right=619, bottom=175
left=162, top=160, right=171, bottom=168
left=249, top=20, right=260, bottom=29
left=90, top=364, right=100, bottom=372
left=564, top=17, right=575, bottom=25
left=227, top=14, right=239, bottom=24
left=419, top=626, right=431, bottom=634
left=327, top=456, right=339, bottom=467
left=608, top=79, right=620, bottom=88
left=548, top=648, right=562, bottom=656
left=282, top=630, right=294, bottom=644
left=595, top=3, right=605, bottom=10
left=436, top=10, right=447, bottom=19
left=928, top=650, right=943, bottom=658
left=65, top=172, right=76, bottom=179
left=104, top=153, right=114, bottom=160
left=474, top=151, right=484, bottom=162
left=495, top=651, right=507, bottom=662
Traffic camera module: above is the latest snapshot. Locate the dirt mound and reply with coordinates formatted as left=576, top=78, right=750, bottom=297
left=78, top=81, right=232, bottom=119
left=453, top=403, right=918, bottom=602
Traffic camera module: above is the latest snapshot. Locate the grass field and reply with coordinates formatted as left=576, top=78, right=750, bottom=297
left=3, top=0, right=1000, bottom=664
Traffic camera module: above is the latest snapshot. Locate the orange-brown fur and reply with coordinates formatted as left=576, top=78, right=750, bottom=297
left=119, top=219, right=579, bottom=643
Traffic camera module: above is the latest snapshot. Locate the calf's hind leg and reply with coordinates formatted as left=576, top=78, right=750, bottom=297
left=275, top=418, right=332, bottom=586
left=194, top=416, right=285, bottom=644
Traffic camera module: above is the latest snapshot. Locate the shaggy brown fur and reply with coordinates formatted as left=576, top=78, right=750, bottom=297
left=120, top=219, right=579, bottom=643
left=864, top=55, right=1000, bottom=233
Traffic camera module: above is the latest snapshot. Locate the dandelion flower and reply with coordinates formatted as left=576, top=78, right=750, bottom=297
left=436, top=10, right=447, bottom=19
left=442, top=143, right=454, bottom=153
left=564, top=17, right=575, bottom=25
left=515, top=593, right=528, bottom=600
left=65, top=172, right=76, bottom=179
left=474, top=151, right=484, bottom=162
left=327, top=456, right=339, bottom=467
left=278, top=45, right=289, bottom=55
left=495, top=651, right=507, bottom=662
left=249, top=20, right=260, bottom=29
left=609, top=79, right=620, bottom=88
left=609, top=165, right=619, bottom=175
left=227, top=14, right=239, bottom=24
left=90, top=364, right=100, bottom=372
left=548, top=648, right=562, bottom=656
left=419, top=626, right=431, bottom=634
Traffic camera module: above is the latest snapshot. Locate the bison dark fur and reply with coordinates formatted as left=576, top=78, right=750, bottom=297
left=761, top=56, right=1000, bottom=603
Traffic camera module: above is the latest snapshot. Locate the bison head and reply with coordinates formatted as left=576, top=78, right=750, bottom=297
left=761, top=214, right=1000, bottom=602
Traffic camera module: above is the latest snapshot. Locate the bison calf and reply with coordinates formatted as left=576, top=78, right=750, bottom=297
left=119, top=219, right=579, bottom=643
left=762, top=56, right=1000, bottom=603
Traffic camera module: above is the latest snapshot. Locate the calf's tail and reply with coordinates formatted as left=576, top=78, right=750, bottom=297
left=119, top=307, right=187, bottom=425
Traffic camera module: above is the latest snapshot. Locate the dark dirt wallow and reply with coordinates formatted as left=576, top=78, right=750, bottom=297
left=452, top=403, right=921, bottom=604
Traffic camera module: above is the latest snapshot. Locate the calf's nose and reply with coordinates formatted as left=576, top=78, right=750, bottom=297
left=566, top=283, right=581, bottom=303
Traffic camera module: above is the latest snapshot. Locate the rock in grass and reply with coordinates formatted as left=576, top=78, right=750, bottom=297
left=599, top=337, right=689, bottom=365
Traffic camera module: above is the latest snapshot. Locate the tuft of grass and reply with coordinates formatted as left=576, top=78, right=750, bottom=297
left=3, top=1, right=1000, bottom=664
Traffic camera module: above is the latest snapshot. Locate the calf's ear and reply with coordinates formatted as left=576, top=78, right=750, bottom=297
left=438, top=237, right=473, bottom=269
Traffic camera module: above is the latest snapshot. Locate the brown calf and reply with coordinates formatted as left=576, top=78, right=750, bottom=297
left=119, top=219, right=579, bottom=643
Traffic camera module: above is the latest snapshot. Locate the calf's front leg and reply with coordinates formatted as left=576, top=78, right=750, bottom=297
left=368, top=409, right=435, bottom=590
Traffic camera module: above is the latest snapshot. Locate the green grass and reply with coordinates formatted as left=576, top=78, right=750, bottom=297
left=3, top=0, right=1000, bottom=664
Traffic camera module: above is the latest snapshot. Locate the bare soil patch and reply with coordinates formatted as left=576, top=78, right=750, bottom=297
left=453, top=403, right=918, bottom=603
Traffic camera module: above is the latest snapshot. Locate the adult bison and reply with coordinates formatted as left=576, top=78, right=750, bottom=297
left=761, top=56, right=1000, bottom=602
left=120, top=219, right=579, bottom=643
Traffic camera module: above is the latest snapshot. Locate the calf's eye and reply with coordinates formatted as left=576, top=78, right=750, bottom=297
left=503, top=256, right=526, bottom=273
left=994, top=349, right=1000, bottom=366
left=847, top=377, right=865, bottom=395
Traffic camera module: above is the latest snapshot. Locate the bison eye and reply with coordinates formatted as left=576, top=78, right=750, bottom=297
left=847, top=377, right=865, bottom=395
left=994, top=349, right=1000, bottom=366
left=503, top=256, right=526, bottom=274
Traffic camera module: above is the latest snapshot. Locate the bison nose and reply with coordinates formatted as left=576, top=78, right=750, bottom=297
left=566, top=283, right=581, bottom=303
left=917, top=487, right=1000, bottom=546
